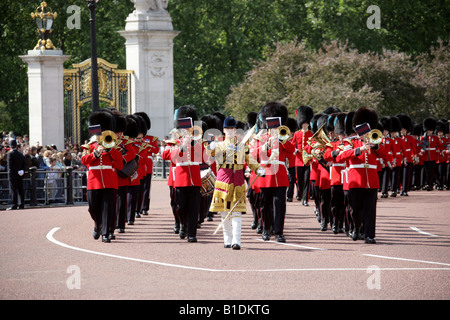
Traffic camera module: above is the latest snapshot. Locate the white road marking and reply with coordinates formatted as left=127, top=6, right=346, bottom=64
left=410, top=227, right=438, bottom=237
left=254, top=238, right=326, bottom=251
left=363, top=254, right=450, bottom=267
left=47, top=227, right=450, bottom=272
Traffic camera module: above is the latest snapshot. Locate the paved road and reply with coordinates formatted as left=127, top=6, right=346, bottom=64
left=1, top=180, right=449, bottom=301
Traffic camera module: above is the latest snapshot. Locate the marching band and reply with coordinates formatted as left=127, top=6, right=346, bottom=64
left=81, top=104, right=450, bottom=247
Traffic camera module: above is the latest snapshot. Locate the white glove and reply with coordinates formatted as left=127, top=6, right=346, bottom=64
left=18, top=170, right=24, bottom=176
left=257, top=167, right=265, bottom=177
left=209, top=141, right=216, bottom=150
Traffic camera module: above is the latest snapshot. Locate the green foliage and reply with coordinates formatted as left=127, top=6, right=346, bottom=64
left=1, top=0, right=449, bottom=135
left=224, top=39, right=450, bottom=123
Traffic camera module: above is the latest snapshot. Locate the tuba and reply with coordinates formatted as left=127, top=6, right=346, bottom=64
left=306, top=124, right=332, bottom=171
left=98, top=130, right=118, bottom=149
left=302, top=150, right=313, bottom=166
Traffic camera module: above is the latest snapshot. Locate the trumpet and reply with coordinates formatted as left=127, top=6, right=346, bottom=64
left=98, top=130, right=118, bottom=149
left=302, top=149, right=313, bottom=166
left=278, top=125, right=291, bottom=142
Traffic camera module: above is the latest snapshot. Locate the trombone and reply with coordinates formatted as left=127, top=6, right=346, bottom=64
left=98, top=130, right=118, bottom=150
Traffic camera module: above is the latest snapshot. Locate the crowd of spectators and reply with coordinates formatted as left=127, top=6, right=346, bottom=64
left=1, top=131, right=88, bottom=204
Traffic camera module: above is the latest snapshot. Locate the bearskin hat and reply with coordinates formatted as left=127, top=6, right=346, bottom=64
left=435, top=120, right=446, bottom=133
left=397, top=114, right=412, bottom=132
left=105, top=108, right=127, bottom=133
left=236, top=120, right=246, bottom=130
left=390, top=116, right=402, bottom=133
left=286, top=117, right=298, bottom=133
left=296, top=105, right=314, bottom=127
left=135, top=112, right=151, bottom=131
left=246, top=111, right=258, bottom=128
left=201, top=114, right=221, bottom=130
left=124, top=114, right=139, bottom=138
left=344, top=111, right=356, bottom=136
left=326, top=113, right=340, bottom=132
left=316, top=114, right=330, bottom=134
left=175, top=105, right=198, bottom=128
left=423, top=117, right=437, bottom=132
left=310, top=114, right=322, bottom=133
left=89, top=110, right=116, bottom=132
left=333, top=112, right=347, bottom=135
left=352, top=107, right=378, bottom=132
left=322, top=106, right=341, bottom=115
left=412, top=123, right=423, bottom=136
left=132, top=114, right=148, bottom=136
left=379, top=117, right=391, bottom=133
left=260, top=101, right=288, bottom=129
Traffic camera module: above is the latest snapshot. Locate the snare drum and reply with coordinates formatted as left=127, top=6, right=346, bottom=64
left=200, top=169, right=216, bottom=197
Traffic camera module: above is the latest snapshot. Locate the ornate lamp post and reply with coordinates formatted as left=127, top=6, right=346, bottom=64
left=87, top=0, right=100, bottom=111
left=31, top=2, right=57, bottom=50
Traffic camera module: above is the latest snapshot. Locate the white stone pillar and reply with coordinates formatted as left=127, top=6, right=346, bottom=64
left=20, top=50, right=70, bottom=150
left=119, top=0, right=179, bottom=140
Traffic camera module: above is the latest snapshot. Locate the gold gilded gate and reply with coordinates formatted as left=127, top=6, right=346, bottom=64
left=63, top=58, right=133, bottom=145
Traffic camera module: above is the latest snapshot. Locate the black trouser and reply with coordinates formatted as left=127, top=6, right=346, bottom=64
left=286, top=166, right=296, bottom=199
left=391, top=166, right=401, bottom=192
left=127, top=185, right=139, bottom=223
left=248, top=188, right=262, bottom=225
left=295, top=166, right=310, bottom=202
left=311, top=180, right=320, bottom=213
left=176, top=186, right=201, bottom=238
left=116, top=185, right=128, bottom=230
left=411, top=164, right=424, bottom=189
left=320, top=188, right=331, bottom=227
left=436, top=162, right=446, bottom=188
left=343, top=190, right=353, bottom=233
left=331, top=185, right=344, bottom=229
left=261, top=187, right=287, bottom=235
left=381, top=167, right=391, bottom=194
left=88, top=188, right=116, bottom=236
left=9, top=177, right=24, bottom=208
left=347, top=188, right=377, bottom=238
left=423, top=161, right=436, bottom=187
left=137, top=174, right=152, bottom=213
left=169, top=186, right=179, bottom=224
left=401, top=162, right=413, bottom=192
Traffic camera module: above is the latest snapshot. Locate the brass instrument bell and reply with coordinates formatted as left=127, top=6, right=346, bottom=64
left=278, top=125, right=291, bottom=141
left=98, top=130, right=118, bottom=149
left=368, top=129, right=383, bottom=145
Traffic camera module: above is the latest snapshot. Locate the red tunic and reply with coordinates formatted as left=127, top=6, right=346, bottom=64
left=81, top=143, right=123, bottom=190
left=117, top=139, right=137, bottom=187
left=292, top=129, right=313, bottom=167
left=336, top=139, right=387, bottom=190
left=171, top=139, right=203, bottom=187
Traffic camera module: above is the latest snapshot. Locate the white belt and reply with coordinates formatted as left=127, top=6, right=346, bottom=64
left=425, top=148, right=436, bottom=151
left=176, top=162, right=200, bottom=167
left=148, top=156, right=154, bottom=160
left=348, top=164, right=377, bottom=170
left=405, top=149, right=411, bottom=152
left=89, top=165, right=113, bottom=170
left=395, top=152, right=402, bottom=155
left=261, top=160, right=286, bottom=165
left=332, top=163, right=346, bottom=167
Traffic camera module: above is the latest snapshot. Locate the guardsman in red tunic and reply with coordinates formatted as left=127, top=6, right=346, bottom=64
left=410, top=124, right=425, bottom=190
left=419, top=117, right=443, bottom=191
left=323, top=113, right=348, bottom=234
left=135, top=112, right=159, bottom=216
left=335, top=107, right=387, bottom=244
left=435, top=120, right=448, bottom=190
left=291, top=105, right=314, bottom=206
left=162, top=137, right=180, bottom=233
left=285, top=117, right=298, bottom=203
left=254, top=102, right=294, bottom=242
left=397, top=114, right=418, bottom=196
left=389, top=116, right=407, bottom=197
left=444, top=122, right=450, bottom=190
left=81, top=110, right=124, bottom=243
left=115, top=115, right=138, bottom=234
left=172, top=106, right=203, bottom=242
left=379, top=117, right=394, bottom=198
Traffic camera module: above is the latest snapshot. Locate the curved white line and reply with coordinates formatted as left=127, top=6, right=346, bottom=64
left=47, top=227, right=450, bottom=272
left=363, top=254, right=450, bottom=267
left=410, top=227, right=438, bottom=237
